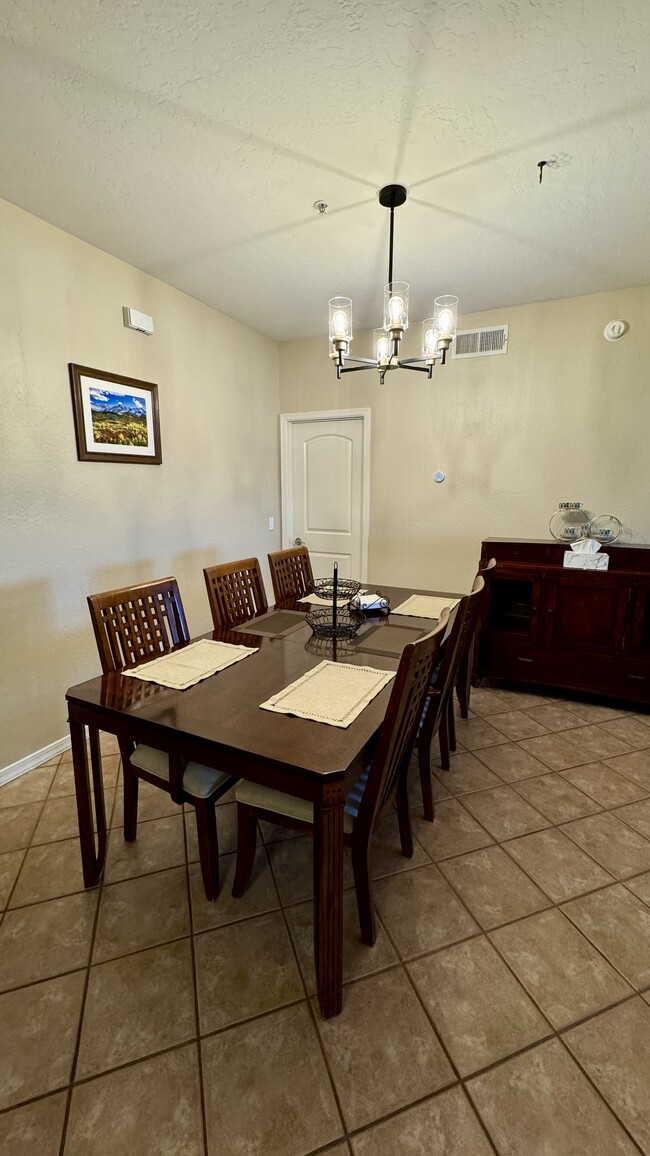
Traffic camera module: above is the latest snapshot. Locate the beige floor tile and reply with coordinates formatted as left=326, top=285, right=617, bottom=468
left=566, top=702, right=631, bottom=724
left=0, top=802, right=43, bottom=853
left=411, top=799, right=494, bottom=861
left=370, top=812, right=431, bottom=879
left=561, top=725, right=634, bottom=761
left=605, top=748, right=650, bottom=790
left=464, top=687, right=513, bottom=716
left=316, top=968, right=453, bottom=1131
left=522, top=703, right=589, bottom=732
left=351, top=1085, right=494, bottom=1155
left=258, top=819, right=305, bottom=843
left=454, top=717, right=509, bottom=750
left=564, top=997, right=650, bottom=1153
left=93, top=865, right=189, bottom=962
left=76, top=939, right=195, bottom=1078
left=372, top=863, right=479, bottom=959
left=49, top=753, right=120, bottom=799
left=65, top=1043, right=203, bottom=1156
left=598, top=716, right=650, bottom=750
left=0, top=849, right=24, bottom=909
left=473, top=742, right=551, bottom=782
left=0, top=766, right=55, bottom=809
left=0, top=971, right=84, bottom=1109
left=614, top=798, right=650, bottom=839
left=562, top=884, right=650, bottom=989
left=488, top=709, right=550, bottom=740
left=518, top=733, right=594, bottom=771
left=9, top=837, right=85, bottom=907
left=285, top=890, right=398, bottom=994
left=490, top=908, right=632, bottom=1029
left=265, top=834, right=354, bottom=904
left=195, top=910, right=303, bottom=1032
left=434, top=752, right=503, bottom=795
left=561, top=812, right=650, bottom=879
left=189, top=850, right=280, bottom=933
left=105, top=813, right=186, bottom=881
left=512, top=773, right=601, bottom=823
left=0, top=890, right=97, bottom=992
left=438, top=845, right=549, bottom=930
left=486, top=689, right=554, bottom=711
left=32, top=790, right=115, bottom=846
left=503, top=828, right=614, bottom=903
left=625, top=871, right=650, bottom=904
left=562, top=762, right=649, bottom=808
left=202, top=1002, right=343, bottom=1155
left=467, top=1038, right=638, bottom=1155
left=461, top=785, right=549, bottom=841
left=408, top=936, right=550, bottom=1075
left=0, top=1091, right=67, bottom=1156
left=112, top=779, right=180, bottom=826
left=643, top=990, right=650, bottom=1005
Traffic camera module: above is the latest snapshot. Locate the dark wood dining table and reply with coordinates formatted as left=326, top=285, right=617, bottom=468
left=65, top=582, right=460, bottom=1017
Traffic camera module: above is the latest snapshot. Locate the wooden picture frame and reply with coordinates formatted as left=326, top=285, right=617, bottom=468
left=69, top=364, right=162, bottom=464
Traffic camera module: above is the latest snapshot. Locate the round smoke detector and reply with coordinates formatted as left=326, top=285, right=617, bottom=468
left=603, top=319, right=629, bottom=342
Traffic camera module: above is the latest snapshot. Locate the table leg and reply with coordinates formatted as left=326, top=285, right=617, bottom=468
left=70, top=717, right=107, bottom=888
left=313, top=787, right=344, bottom=1018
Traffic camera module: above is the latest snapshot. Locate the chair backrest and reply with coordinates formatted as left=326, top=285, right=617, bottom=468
left=204, top=557, right=268, bottom=630
left=354, top=610, right=450, bottom=837
left=267, top=546, right=314, bottom=604
left=88, top=577, right=189, bottom=673
left=432, top=576, right=485, bottom=704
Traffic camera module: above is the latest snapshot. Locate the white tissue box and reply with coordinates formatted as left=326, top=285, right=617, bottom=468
left=563, top=552, right=609, bottom=570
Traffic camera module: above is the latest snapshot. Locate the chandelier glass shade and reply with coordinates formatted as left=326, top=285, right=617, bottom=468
left=328, top=185, right=458, bottom=383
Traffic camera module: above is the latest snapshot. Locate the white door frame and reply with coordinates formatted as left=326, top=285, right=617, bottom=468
left=280, top=408, right=372, bottom=582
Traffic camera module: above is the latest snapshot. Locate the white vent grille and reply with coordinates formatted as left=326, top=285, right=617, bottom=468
left=451, top=324, right=509, bottom=359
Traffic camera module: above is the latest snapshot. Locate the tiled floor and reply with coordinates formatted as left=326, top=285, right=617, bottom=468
left=2, top=688, right=650, bottom=1153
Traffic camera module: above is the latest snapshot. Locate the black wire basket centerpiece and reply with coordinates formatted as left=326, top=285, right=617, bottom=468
left=306, top=606, right=365, bottom=640
left=312, top=577, right=362, bottom=601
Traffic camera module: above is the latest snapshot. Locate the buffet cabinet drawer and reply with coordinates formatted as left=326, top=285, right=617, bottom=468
left=487, top=640, right=578, bottom=685
left=579, top=655, right=650, bottom=703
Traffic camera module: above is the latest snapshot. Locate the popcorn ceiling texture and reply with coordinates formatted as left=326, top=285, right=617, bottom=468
left=0, top=0, right=648, bottom=338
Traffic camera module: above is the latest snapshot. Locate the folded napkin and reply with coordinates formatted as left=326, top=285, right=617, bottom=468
left=392, top=594, right=460, bottom=619
left=260, top=659, right=395, bottom=728
left=124, top=638, right=258, bottom=690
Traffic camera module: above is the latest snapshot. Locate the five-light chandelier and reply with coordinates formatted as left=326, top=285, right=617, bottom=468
left=328, top=184, right=458, bottom=384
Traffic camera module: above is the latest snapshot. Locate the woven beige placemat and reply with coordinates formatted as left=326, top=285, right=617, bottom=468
left=260, top=659, right=395, bottom=728
left=391, top=594, right=460, bottom=619
left=124, top=638, right=258, bottom=690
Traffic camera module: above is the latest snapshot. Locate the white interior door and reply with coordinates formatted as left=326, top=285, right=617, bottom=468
left=281, top=409, right=371, bottom=581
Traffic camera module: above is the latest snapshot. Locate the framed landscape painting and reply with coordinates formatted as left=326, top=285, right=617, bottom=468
left=69, top=364, right=162, bottom=464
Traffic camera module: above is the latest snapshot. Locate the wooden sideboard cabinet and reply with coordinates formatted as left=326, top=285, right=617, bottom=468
left=477, top=538, right=650, bottom=705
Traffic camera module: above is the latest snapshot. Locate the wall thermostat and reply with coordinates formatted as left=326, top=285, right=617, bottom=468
left=603, top=319, right=628, bottom=342
left=434, top=471, right=445, bottom=483
left=123, top=306, right=154, bottom=335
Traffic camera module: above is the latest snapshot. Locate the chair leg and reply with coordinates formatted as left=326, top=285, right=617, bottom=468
left=232, top=804, right=257, bottom=898
left=438, top=708, right=450, bottom=771
left=396, top=777, right=413, bottom=859
left=456, top=638, right=475, bottom=719
left=448, top=694, right=457, bottom=753
left=123, top=766, right=139, bottom=842
left=194, top=799, right=220, bottom=902
left=417, top=739, right=435, bottom=822
left=351, top=844, right=376, bottom=946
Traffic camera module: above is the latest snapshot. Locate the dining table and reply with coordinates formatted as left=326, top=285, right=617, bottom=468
left=65, top=581, right=461, bottom=1018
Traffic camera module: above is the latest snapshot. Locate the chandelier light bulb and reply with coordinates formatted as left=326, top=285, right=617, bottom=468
left=374, top=328, right=389, bottom=361
left=332, top=310, right=349, bottom=338
left=328, top=297, right=353, bottom=346
left=388, top=296, right=403, bottom=324
left=421, top=320, right=439, bottom=357
left=384, top=281, right=409, bottom=332
left=438, top=309, right=453, bottom=335
left=434, top=295, right=459, bottom=341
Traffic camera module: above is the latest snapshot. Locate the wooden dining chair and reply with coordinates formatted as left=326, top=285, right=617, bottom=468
left=87, top=577, right=236, bottom=900
left=203, top=557, right=268, bottom=630
left=267, top=545, right=314, bottom=604
left=232, top=610, right=449, bottom=945
left=456, top=557, right=496, bottom=718
left=416, top=576, right=486, bottom=821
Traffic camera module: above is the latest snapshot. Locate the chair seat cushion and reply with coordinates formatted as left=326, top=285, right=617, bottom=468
left=129, top=744, right=230, bottom=799
left=236, top=781, right=355, bottom=834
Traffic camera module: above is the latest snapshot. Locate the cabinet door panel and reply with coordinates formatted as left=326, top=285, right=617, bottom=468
left=487, top=572, right=542, bottom=643
left=543, top=576, right=627, bottom=653
left=630, top=585, right=650, bottom=658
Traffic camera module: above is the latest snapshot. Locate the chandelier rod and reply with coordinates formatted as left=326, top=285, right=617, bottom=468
left=388, top=191, right=395, bottom=287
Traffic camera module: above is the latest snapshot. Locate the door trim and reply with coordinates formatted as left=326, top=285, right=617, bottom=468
left=280, top=408, right=371, bottom=582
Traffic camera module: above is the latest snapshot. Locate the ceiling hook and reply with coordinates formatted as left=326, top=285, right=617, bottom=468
left=537, top=160, right=547, bottom=184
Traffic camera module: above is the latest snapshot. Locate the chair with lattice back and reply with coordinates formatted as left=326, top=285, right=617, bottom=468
left=203, top=557, right=268, bottom=630
left=267, top=546, right=314, bottom=604
left=87, top=577, right=236, bottom=899
left=232, top=610, right=449, bottom=945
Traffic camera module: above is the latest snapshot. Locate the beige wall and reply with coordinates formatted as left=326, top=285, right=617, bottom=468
left=0, top=198, right=281, bottom=770
left=280, top=286, right=650, bottom=593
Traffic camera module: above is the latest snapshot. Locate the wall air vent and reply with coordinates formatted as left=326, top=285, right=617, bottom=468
left=451, top=324, right=509, bottom=359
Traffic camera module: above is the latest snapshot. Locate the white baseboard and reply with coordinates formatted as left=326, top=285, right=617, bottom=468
left=0, top=736, right=72, bottom=789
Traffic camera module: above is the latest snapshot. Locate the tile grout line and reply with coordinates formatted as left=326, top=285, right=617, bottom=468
left=182, top=807, right=209, bottom=1156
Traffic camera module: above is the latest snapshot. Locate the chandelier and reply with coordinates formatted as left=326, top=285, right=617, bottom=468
left=328, top=184, right=458, bottom=384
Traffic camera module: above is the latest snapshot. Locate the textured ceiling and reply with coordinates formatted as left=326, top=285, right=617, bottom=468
left=1, top=0, right=649, bottom=339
